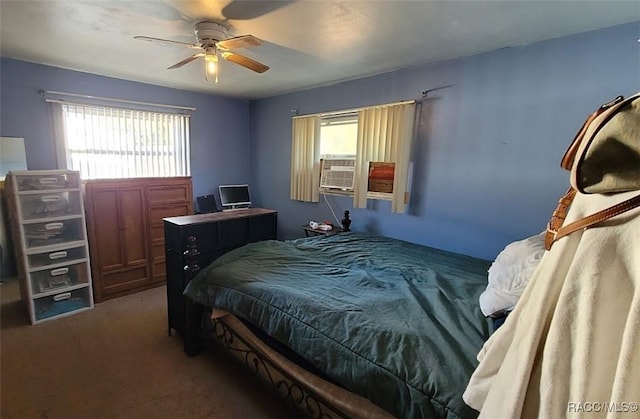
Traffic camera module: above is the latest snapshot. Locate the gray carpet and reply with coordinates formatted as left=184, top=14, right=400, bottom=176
left=0, top=280, right=298, bottom=419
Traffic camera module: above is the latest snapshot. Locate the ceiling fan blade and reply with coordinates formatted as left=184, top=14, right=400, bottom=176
left=221, top=0, right=294, bottom=20
left=217, top=35, right=262, bottom=50
left=168, top=53, right=205, bottom=70
left=221, top=51, right=269, bottom=73
left=134, top=36, right=201, bottom=49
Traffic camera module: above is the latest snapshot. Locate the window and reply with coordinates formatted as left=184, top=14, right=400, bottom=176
left=320, top=114, right=358, bottom=159
left=290, top=101, right=416, bottom=213
left=56, top=103, right=190, bottom=180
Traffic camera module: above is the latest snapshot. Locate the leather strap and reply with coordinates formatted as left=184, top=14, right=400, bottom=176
left=545, top=188, right=577, bottom=250
left=545, top=191, right=640, bottom=250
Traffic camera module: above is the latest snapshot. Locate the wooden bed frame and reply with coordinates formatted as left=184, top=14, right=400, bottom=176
left=181, top=236, right=393, bottom=419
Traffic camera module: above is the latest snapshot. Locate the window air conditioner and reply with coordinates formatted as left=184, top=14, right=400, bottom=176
left=320, top=159, right=356, bottom=190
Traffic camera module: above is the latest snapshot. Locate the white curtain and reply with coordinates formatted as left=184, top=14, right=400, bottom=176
left=354, top=102, right=416, bottom=213
left=51, top=104, right=70, bottom=170
left=290, top=115, right=321, bottom=202
left=54, top=103, right=190, bottom=179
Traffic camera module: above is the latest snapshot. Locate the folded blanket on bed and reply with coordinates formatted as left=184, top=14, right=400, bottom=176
left=463, top=190, right=640, bottom=418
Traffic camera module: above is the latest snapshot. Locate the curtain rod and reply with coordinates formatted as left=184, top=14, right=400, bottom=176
left=292, top=99, right=416, bottom=119
left=41, top=90, right=196, bottom=112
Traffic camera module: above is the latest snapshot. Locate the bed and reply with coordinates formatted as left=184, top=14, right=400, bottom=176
left=183, top=232, right=493, bottom=418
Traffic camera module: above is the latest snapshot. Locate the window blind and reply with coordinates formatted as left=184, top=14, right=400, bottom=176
left=290, top=115, right=321, bottom=202
left=57, top=104, right=190, bottom=179
left=354, top=102, right=415, bottom=213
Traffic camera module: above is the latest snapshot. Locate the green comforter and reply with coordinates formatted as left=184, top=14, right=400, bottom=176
left=184, top=232, right=492, bottom=418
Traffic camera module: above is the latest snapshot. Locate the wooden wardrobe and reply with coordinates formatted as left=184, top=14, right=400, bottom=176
left=84, top=177, right=192, bottom=302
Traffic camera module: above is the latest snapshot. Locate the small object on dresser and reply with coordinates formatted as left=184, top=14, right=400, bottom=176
left=341, top=210, right=351, bottom=232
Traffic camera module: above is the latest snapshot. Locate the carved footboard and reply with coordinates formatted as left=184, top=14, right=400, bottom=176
left=209, top=314, right=393, bottom=419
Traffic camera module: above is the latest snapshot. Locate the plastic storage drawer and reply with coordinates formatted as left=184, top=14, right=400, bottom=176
left=33, top=287, right=91, bottom=322
left=27, top=246, right=87, bottom=269
left=23, top=218, right=85, bottom=249
left=30, top=262, right=90, bottom=295
left=18, top=190, right=82, bottom=220
left=14, top=173, right=80, bottom=191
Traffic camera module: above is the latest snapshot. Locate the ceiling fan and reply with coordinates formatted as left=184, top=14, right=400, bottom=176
left=134, top=21, right=269, bottom=83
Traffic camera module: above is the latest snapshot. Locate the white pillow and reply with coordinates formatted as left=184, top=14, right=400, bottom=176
left=479, top=232, right=546, bottom=317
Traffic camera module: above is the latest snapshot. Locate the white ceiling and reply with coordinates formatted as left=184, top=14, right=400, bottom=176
left=1, top=1, right=639, bottom=99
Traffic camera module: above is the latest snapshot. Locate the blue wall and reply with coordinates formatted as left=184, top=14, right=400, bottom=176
left=249, top=22, right=640, bottom=260
left=0, top=58, right=251, bottom=201
left=2, top=23, right=639, bottom=261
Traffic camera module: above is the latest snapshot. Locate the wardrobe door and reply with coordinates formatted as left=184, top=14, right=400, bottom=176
left=118, top=187, right=148, bottom=267
left=85, top=178, right=191, bottom=301
left=86, top=183, right=150, bottom=302
left=89, top=188, right=124, bottom=272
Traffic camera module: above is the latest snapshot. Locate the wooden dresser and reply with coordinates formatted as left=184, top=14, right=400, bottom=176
left=84, top=177, right=192, bottom=302
left=164, top=208, right=277, bottom=336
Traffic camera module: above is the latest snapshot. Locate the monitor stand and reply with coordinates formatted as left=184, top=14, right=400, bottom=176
left=222, top=204, right=250, bottom=212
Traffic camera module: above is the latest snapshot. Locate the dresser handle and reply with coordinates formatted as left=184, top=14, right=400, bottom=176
left=44, top=222, right=64, bottom=230
left=39, top=177, right=60, bottom=185
left=41, top=195, right=61, bottom=202
left=48, top=251, right=68, bottom=260
left=51, top=267, right=69, bottom=276
left=53, top=292, right=71, bottom=302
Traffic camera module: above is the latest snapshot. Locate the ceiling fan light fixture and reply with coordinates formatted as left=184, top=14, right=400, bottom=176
left=204, top=52, right=219, bottom=84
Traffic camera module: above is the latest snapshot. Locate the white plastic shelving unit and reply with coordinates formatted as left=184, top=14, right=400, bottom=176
left=5, top=170, right=94, bottom=324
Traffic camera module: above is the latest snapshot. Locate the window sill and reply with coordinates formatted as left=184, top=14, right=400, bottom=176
left=366, top=191, right=393, bottom=201
left=319, top=188, right=393, bottom=201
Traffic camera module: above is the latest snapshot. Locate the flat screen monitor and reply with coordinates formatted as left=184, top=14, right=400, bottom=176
left=219, top=184, right=251, bottom=211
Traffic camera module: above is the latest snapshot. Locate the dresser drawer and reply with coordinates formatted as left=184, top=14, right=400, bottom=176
left=31, top=262, right=90, bottom=295
left=101, top=266, right=149, bottom=292
left=147, top=184, right=191, bottom=205
left=14, top=172, right=80, bottom=191
left=28, top=246, right=87, bottom=269
left=150, top=203, right=192, bottom=241
left=218, top=219, right=249, bottom=249
left=18, top=190, right=83, bottom=220
left=249, top=214, right=277, bottom=242
left=24, top=218, right=86, bottom=250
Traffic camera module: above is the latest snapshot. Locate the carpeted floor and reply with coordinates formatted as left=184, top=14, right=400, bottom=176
left=0, top=279, right=298, bottom=419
